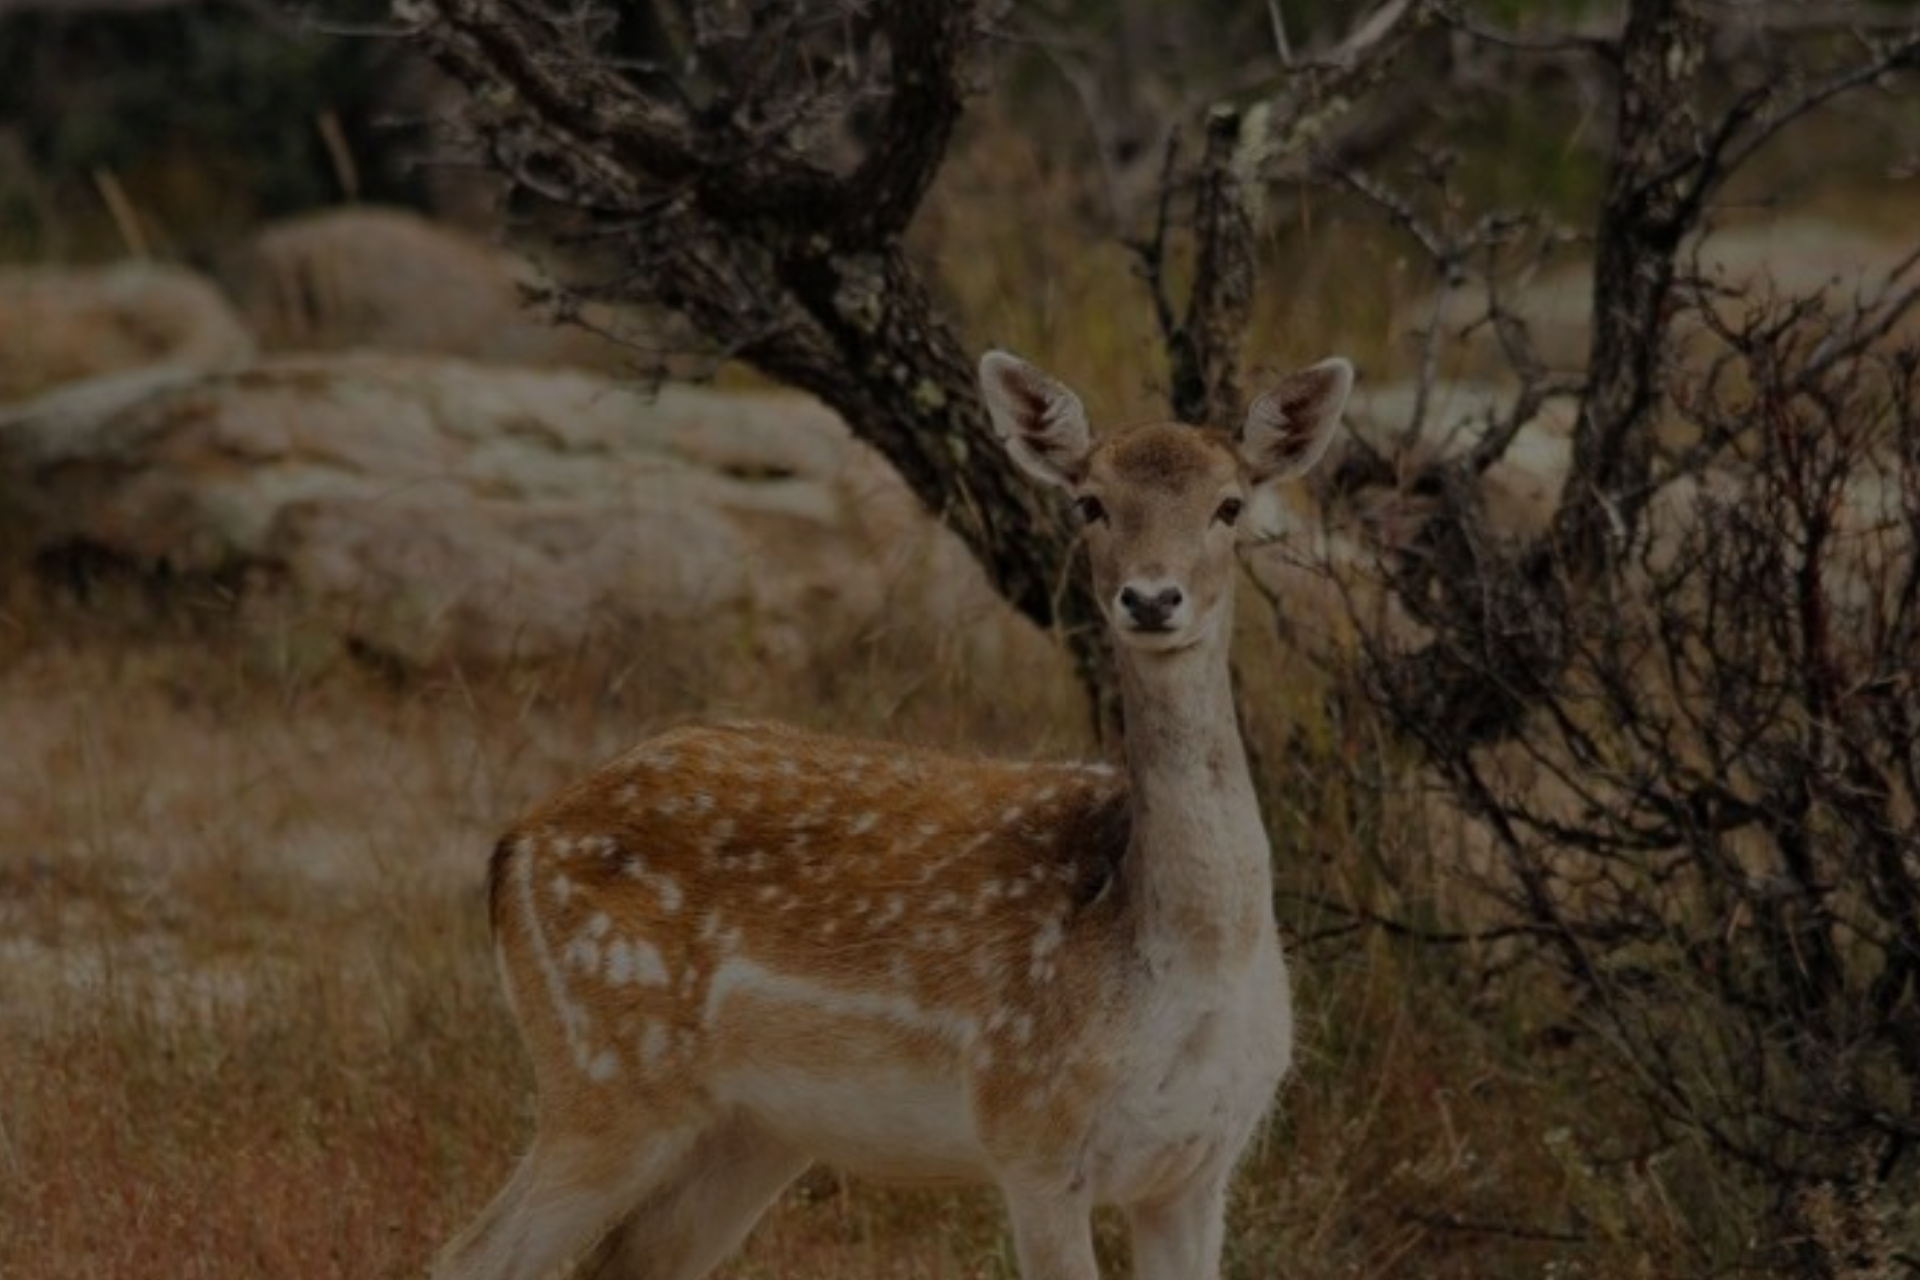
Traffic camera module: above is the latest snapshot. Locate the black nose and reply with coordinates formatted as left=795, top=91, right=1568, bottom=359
left=1119, top=584, right=1183, bottom=629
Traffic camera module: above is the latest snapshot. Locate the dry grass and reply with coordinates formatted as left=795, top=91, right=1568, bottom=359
left=0, top=605, right=1094, bottom=1280
left=0, top=583, right=1711, bottom=1280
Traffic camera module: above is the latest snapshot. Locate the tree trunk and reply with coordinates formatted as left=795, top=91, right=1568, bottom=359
left=399, top=0, right=1116, bottom=722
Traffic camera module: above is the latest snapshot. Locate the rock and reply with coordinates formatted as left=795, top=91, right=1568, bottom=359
left=0, top=353, right=1049, bottom=680
left=215, top=206, right=646, bottom=372
left=0, top=261, right=255, bottom=404
left=1241, top=379, right=1577, bottom=661
left=1338, top=379, right=1576, bottom=545
left=1434, top=216, right=1919, bottom=378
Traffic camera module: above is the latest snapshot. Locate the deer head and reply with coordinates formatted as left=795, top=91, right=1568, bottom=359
left=979, top=351, right=1353, bottom=654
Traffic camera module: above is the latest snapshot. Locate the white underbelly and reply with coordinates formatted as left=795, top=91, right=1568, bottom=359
left=702, top=956, right=993, bottom=1181
left=717, top=1062, right=990, bottom=1182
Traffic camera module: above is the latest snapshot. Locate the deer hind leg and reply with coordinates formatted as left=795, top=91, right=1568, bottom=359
left=572, top=1118, right=808, bottom=1280
left=431, top=1123, right=704, bottom=1280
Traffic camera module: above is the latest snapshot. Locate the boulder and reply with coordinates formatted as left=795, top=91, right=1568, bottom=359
left=1242, top=379, right=1576, bottom=661
left=0, top=261, right=254, bottom=404
left=215, top=206, right=645, bottom=373
left=0, top=353, right=1047, bottom=679
left=1434, top=216, right=1919, bottom=378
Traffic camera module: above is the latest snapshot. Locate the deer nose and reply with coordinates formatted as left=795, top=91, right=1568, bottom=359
left=1117, top=583, right=1184, bottom=630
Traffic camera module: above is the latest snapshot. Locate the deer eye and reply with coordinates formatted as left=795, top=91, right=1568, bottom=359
left=1214, top=496, right=1245, bottom=527
left=1075, top=495, right=1108, bottom=525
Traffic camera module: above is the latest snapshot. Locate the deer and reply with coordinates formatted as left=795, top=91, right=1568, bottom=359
left=432, top=347, right=1354, bottom=1280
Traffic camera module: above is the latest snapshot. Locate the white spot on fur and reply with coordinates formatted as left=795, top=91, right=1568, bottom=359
left=517, top=847, right=598, bottom=1078
left=605, top=938, right=635, bottom=985
left=656, top=877, right=684, bottom=913
left=630, top=938, right=669, bottom=986
left=848, top=812, right=879, bottom=837
left=566, top=935, right=600, bottom=974
left=639, top=1022, right=669, bottom=1068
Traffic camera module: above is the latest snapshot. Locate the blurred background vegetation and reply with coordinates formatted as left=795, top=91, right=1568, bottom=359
left=2, top=2, right=1918, bottom=1279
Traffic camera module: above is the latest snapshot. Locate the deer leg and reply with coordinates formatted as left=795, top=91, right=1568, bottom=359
left=573, top=1119, right=808, bottom=1280
left=431, top=1125, right=701, bottom=1280
left=1125, top=1167, right=1232, bottom=1280
left=1003, top=1185, right=1100, bottom=1280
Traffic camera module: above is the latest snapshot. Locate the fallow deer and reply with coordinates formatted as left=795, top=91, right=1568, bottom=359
left=433, top=348, right=1354, bottom=1280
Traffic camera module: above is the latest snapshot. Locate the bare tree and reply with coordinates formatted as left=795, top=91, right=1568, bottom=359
left=393, top=0, right=1438, bottom=725
left=395, top=0, right=1114, bottom=702
left=1370, top=271, right=1920, bottom=1275
left=1280, top=0, right=1920, bottom=742
left=1294, top=3, right=1920, bottom=1270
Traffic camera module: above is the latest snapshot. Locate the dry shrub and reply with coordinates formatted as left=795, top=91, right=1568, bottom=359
left=1359, top=279, right=1920, bottom=1275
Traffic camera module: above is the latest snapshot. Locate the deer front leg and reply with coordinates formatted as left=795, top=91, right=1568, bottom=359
left=1126, top=1167, right=1232, bottom=1280
left=1003, top=1184, right=1100, bottom=1280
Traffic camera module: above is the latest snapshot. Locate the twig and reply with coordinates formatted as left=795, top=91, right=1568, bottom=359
left=91, top=167, right=148, bottom=260
left=316, top=109, right=361, bottom=202
left=1401, top=1208, right=1588, bottom=1245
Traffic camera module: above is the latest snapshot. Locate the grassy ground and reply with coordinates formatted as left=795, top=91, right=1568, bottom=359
left=0, top=595, right=1715, bottom=1280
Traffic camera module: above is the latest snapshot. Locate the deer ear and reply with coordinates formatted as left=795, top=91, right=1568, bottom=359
left=1238, top=358, right=1353, bottom=483
left=979, top=350, right=1092, bottom=490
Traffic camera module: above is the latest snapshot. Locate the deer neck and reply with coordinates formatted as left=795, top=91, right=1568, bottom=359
left=1115, top=622, right=1274, bottom=972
